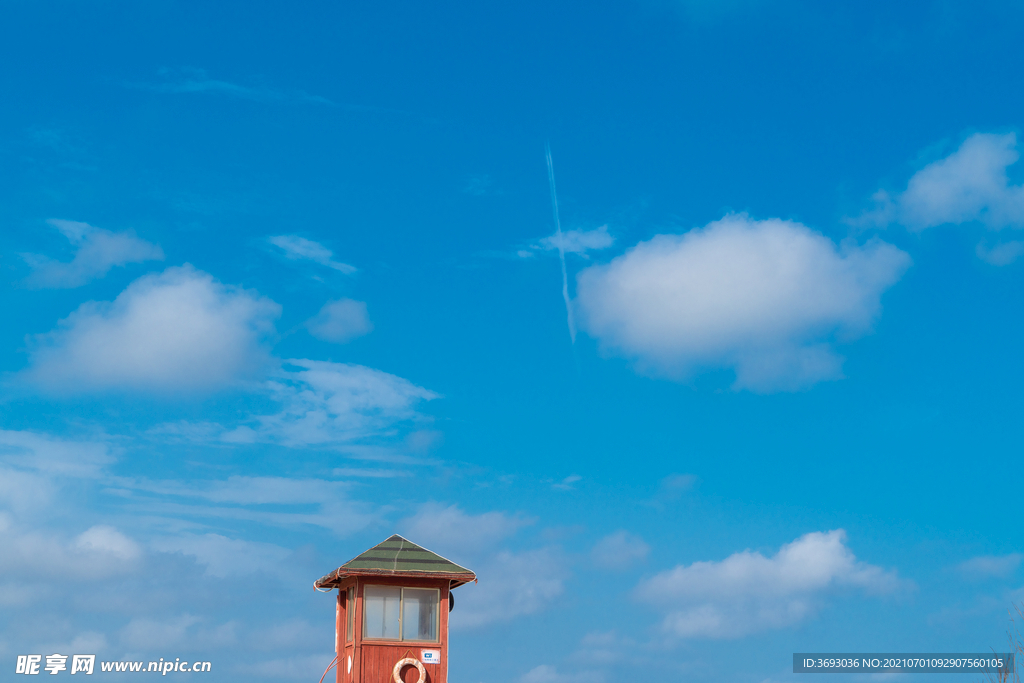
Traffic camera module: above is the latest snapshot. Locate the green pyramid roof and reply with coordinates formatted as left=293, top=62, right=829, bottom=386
left=315, top=535, right=476, bottom=589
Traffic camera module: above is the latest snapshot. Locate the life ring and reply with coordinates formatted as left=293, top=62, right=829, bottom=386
left=392, top=657, right=426, bottom=683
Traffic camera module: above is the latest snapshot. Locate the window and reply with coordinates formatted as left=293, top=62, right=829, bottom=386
left=346, top=587, right=354, bottom=642
left=401, top=588, right=438, bottom=641
left=363, top=586, right=439, bottom=642
left=363, top=586, right=401, bottom=639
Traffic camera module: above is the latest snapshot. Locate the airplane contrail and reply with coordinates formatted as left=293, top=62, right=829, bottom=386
left=545, top=144, right=576, bottom=343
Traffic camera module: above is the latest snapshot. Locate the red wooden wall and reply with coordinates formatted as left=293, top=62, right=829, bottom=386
left=335, top=577, right=451, bottom=683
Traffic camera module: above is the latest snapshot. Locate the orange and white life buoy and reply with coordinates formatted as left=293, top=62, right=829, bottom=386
left=392, top=657, right=426, bottom=683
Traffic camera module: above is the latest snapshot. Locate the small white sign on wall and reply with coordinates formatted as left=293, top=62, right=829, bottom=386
left=421, top=650, right=441, bottom=665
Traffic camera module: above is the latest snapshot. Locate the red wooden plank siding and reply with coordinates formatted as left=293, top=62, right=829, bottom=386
left=336, top=586, right=353, bottom=683
left=335, top=577, right=449, bottom=683
left=360, top=643, right=442, bottom=683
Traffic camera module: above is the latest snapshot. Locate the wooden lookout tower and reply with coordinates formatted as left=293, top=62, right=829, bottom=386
left=315, top=535, right=476, bottom=683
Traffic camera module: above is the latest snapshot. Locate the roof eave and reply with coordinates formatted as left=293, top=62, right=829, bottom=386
left=314, top=568, right=477, bottom=590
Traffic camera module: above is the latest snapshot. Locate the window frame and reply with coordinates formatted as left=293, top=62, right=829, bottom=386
left=361, top=585, right=440, bottom=643
left=346, top=586, right=354, bottom=643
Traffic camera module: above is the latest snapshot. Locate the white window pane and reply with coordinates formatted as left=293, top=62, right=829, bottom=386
left=363, top=586, right=401, bottom=639
left=401, top=589, right=438, bottom=641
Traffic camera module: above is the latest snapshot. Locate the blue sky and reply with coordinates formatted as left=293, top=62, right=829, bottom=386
left=2, top=0, right=1024, bottom=681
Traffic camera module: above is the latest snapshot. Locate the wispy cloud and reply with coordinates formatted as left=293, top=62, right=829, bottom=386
left=591, top=531, right=649, bottom=571
left=551, top=474, right=582, bottom=491
left=976, top=240, right=1024, bottom=265
left=268, top=235, right=356, bottom=274
left=22, top=219, right=163, bottom=289
left=462, top=174, right=498, bottom=196
left=150, top=534, right=298, bottom=579
left=331, top=467, right=411, bottom=478
left=127, top=68, right=404, bottom=118
left=146, top=360, right=438, bottom=458
left=645, top=473, right=698, bottom=510
left=400, top=503, right=530, bottom=556
left=0, top=429, right=115, bottom=479
left=108, top=474, right=379, bottom=535
left=539, top=225, right=615, bottom=255
left=456, top=547, right=569, bottom=628
left=219, top=360, right=439, bottom=447
left=517, top=225, right=615, bottom=259
left=129, top=67, right=336, bottom=106
left=956, top=553, right=1023, bottom=579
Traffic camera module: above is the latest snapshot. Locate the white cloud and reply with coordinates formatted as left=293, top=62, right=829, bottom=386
left=151, top=533, right=292, bottom=578
left=0, top=429, right=410, bottom=669
left=0, top=432, right=142, bottom=590
left=575, top=214, right=910, bottom=392
left=268, top=235, right=356, bottom=274
left=305, top=299, right=373, bottom=343
left=453, top=547, right=568, bottom=628
left=591, top=531, right=649, bottom=571
left=634, top=530, right=904, bottom=639
left=519, top=226, right=615, bottom=259
left=400, top=503, right=529, bottom=557
left=0, top=523, right=142, bottom=581
left=74, top=525, right=142, bottom=561
left=957, top=554, right=1023, bottom=579
left=26, top=265, right=280, bottom=392
left=22, top=219, right=164, bottom=288
left=222, top=360, right=438, bottom=446
left=902, top=133, right=1024, bottom=228
left=853, top=133, right=1024, bottom=232
left=540, top=225, right=615, bottom=255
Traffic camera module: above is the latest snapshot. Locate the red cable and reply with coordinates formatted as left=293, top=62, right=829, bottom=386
left=318, top=655, right=338, bottom=683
